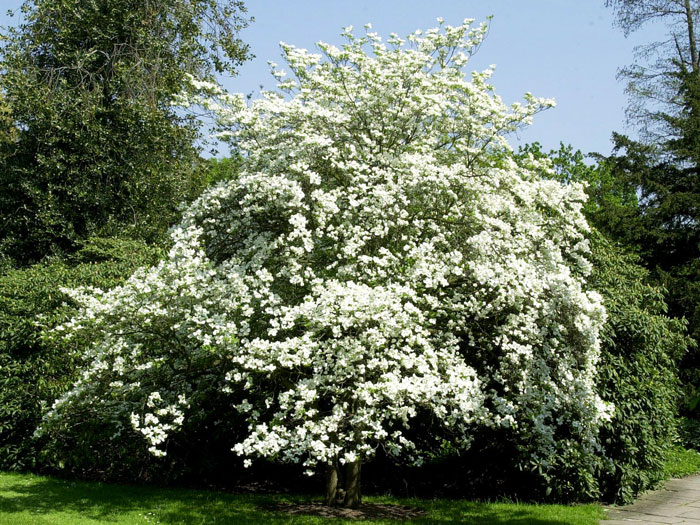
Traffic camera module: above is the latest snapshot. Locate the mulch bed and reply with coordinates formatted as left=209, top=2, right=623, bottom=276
left=269, top=502, right=427, bottom=521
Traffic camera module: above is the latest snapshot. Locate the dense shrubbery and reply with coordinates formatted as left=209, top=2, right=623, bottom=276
left=591, top=233, right=690, bottom=503
left=0, top=238, right=161, bottom=472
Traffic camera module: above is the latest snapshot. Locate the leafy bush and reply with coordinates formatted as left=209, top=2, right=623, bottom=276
left=0, top=238, right=161, bottom=472
left=512, top=144, right=691, bottom=502
left=591, top=232, right=690, bottom=503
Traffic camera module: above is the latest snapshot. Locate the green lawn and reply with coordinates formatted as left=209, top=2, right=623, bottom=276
left=0, top=471, right=604, bottom=524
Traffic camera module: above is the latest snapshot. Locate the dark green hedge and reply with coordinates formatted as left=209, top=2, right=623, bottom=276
left=591, top=232, right=690, bottom=503
left=0, top=238, right=162, bottom=471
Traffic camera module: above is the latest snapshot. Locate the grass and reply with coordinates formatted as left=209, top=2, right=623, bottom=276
left=0, top=470, right=605, bottom=524
left=664, top=445, right=700, bottom=478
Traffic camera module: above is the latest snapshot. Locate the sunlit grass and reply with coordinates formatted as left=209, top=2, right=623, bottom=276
left=664, top=445, right=700, bottom=479
left=0, top=471, right=604, bottom=524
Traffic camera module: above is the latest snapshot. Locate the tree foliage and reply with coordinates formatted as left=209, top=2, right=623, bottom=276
left=603, top=1, right=700, bottom=398
left=42, top=20, right=611, bottom=508
left=0, top=0, right=250, bottom=264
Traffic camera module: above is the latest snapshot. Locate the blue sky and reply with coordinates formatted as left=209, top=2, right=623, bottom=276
left=1, top=1, right=665, bottom=156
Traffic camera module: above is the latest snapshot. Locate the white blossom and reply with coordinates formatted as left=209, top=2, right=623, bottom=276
left=43, top=19, right=609, bottom=480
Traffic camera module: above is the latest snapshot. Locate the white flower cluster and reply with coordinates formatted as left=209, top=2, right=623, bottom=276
left=45, top=19, right=609, bottom=478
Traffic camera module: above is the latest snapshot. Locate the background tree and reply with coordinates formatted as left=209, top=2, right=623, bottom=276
left=0, top=94, right=15, bottom=146
left=605, top=0, right=700, bottom=142
left=0, top=0, right=250, bottom=265
left=603, top=0, right=700, bottom=396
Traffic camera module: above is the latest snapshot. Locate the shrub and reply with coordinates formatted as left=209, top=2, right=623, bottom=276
left=591, top=232, right=690, bottom=503
left=0, top=238, right=161, bottom=472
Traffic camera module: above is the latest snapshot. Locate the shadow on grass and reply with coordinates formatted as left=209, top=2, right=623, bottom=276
left=267, top=499, right=597, bottom=524
left=0, top=472, right=601, bottom=524
left=0, top=474, right=278, bottom=524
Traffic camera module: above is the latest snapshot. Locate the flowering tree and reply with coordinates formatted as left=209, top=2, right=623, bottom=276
left=44, top=19, right=609, bottom=508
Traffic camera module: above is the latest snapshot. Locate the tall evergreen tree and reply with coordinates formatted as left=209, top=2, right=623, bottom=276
left=604, top=0, right=700, bottom=392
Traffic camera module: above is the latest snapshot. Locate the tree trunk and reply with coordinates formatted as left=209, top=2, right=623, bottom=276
left=685, top=0, right=699, bottom=75
left=343, top=460, right=361, bottom=509
left=325, top=463, right=339, bottom=506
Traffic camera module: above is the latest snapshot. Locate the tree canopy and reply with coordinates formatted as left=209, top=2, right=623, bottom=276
left=0, top=0, right=250, bottom=264
left=606, top=0, right=700, bottom=142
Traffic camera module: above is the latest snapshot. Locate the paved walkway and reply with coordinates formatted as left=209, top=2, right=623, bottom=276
left=603, top=476, right=700, bottom=523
